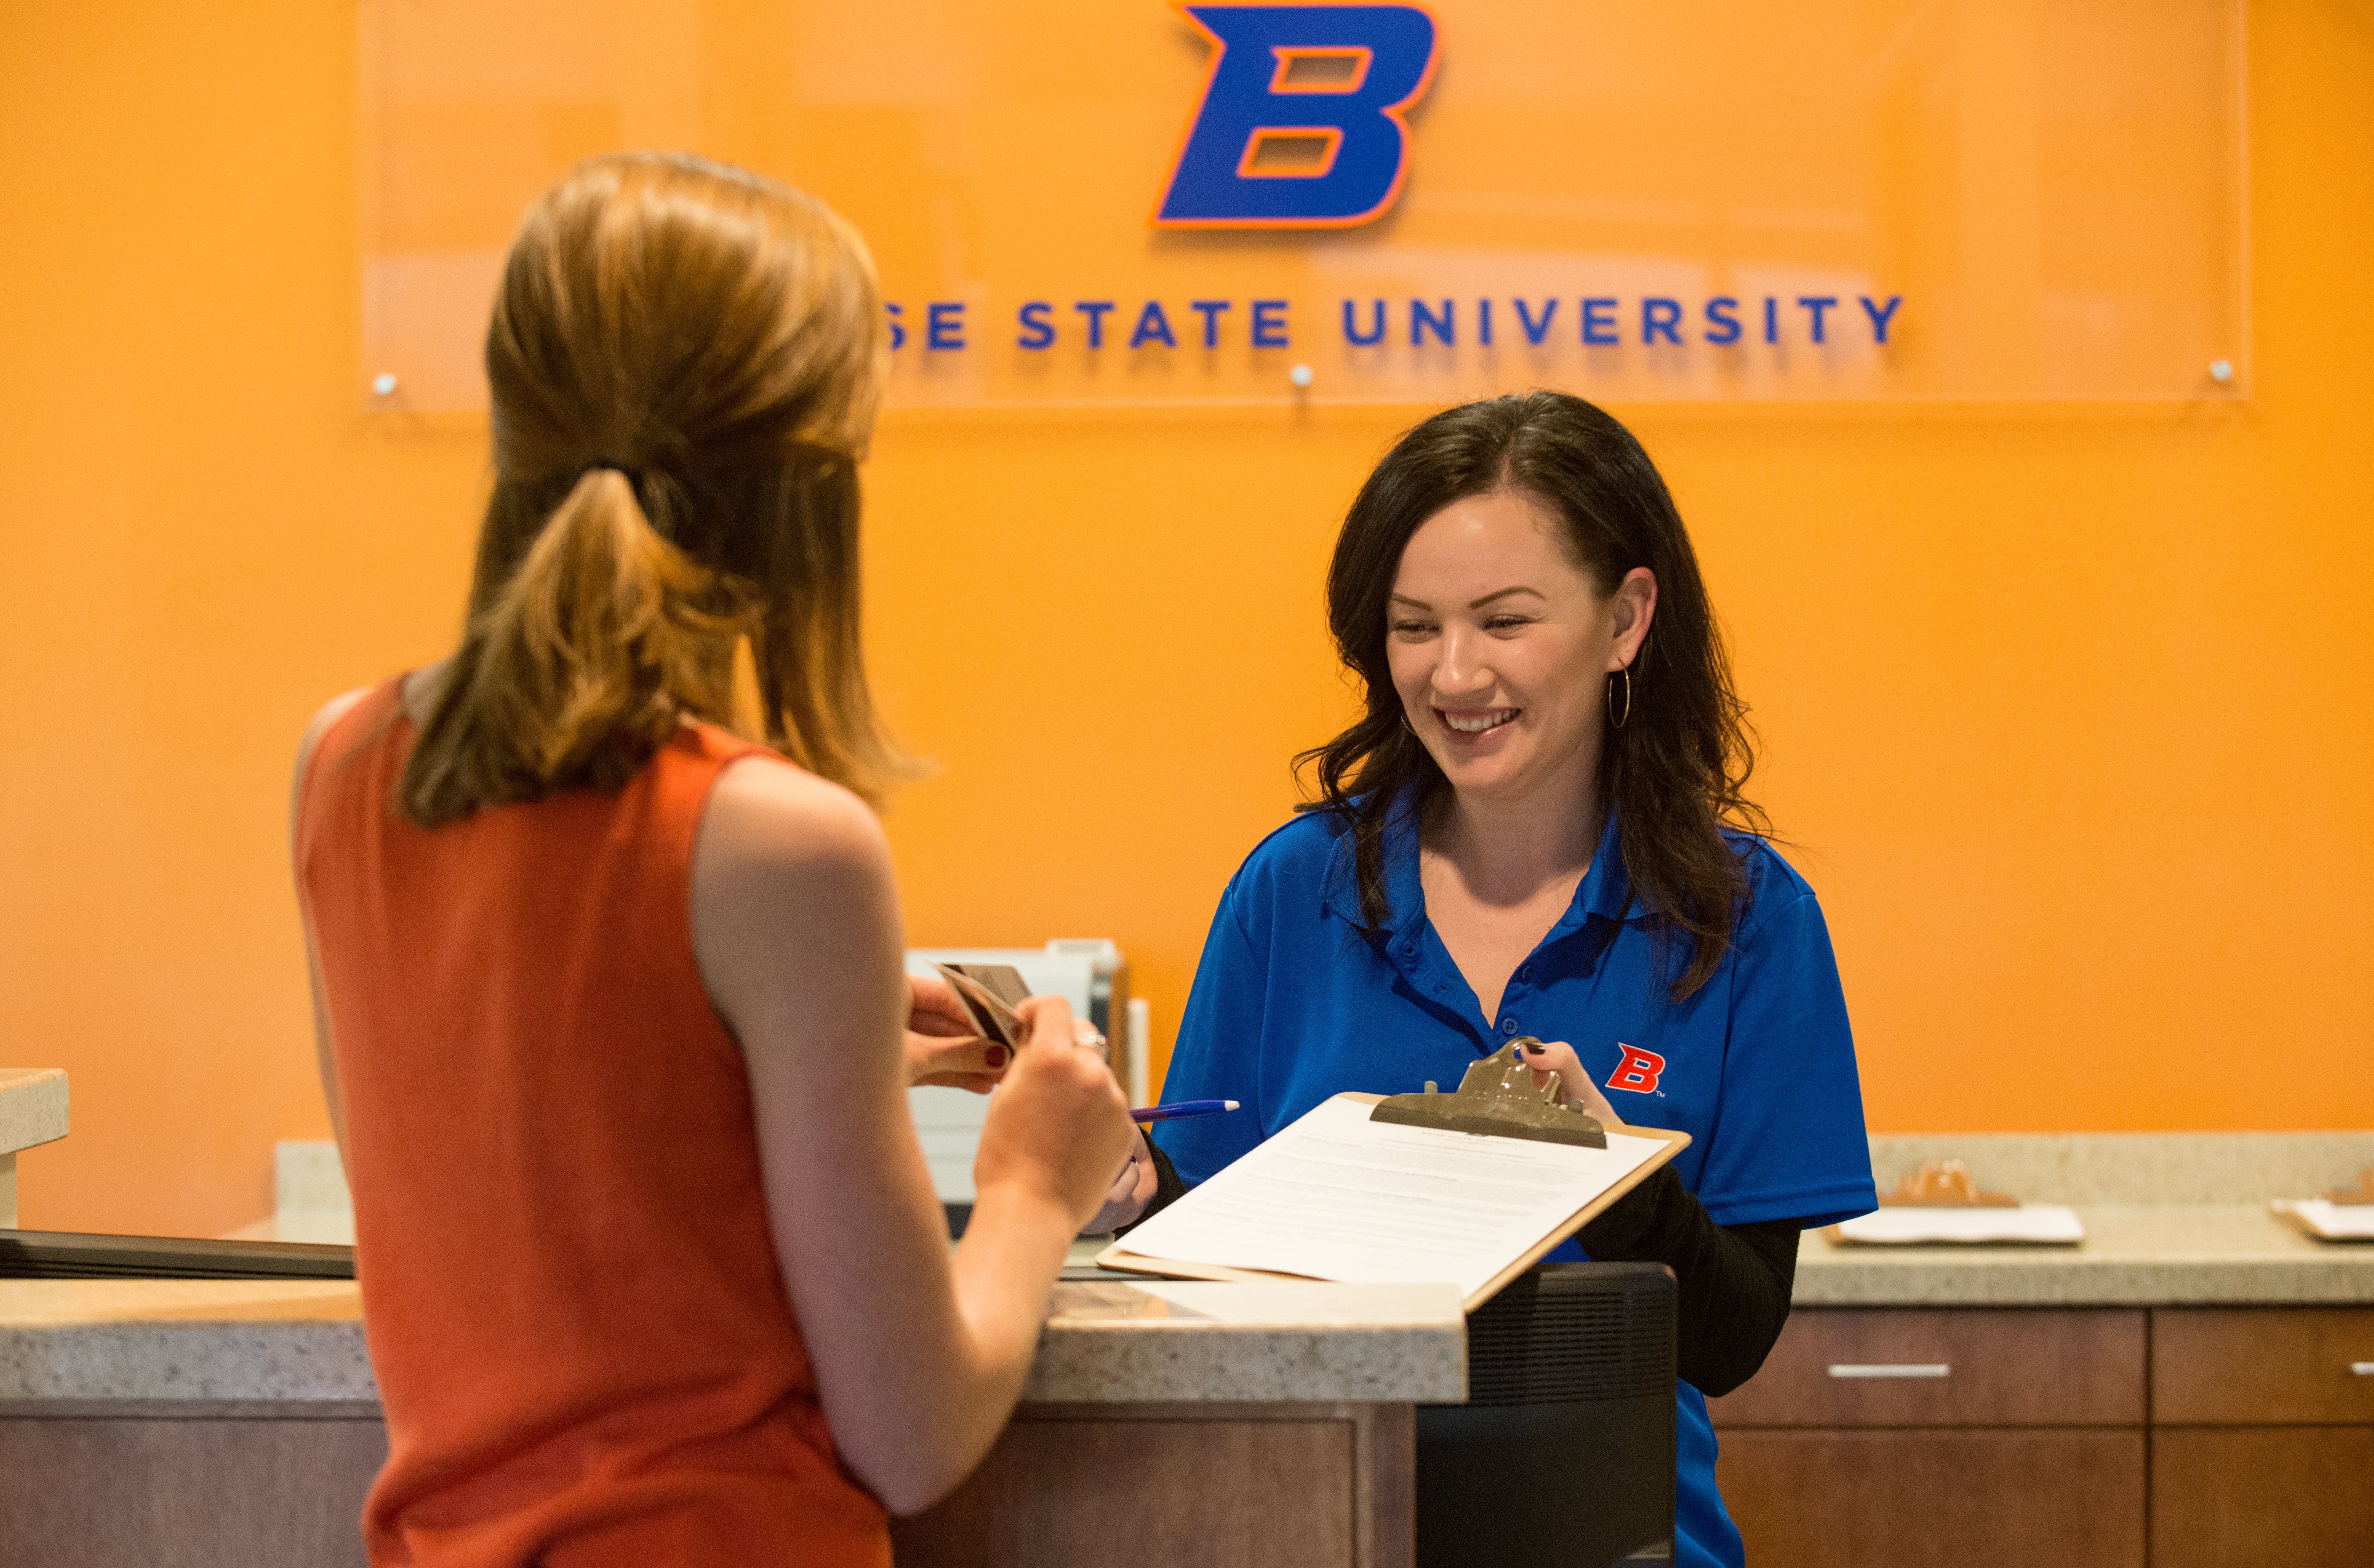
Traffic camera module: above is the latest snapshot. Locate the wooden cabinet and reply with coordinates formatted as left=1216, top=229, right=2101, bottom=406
left=1710, top=1306, right=2374, bottom=1568
left=1713, top=1429, right=2144, bottom=1568
left=0, top=1401, right=1410, bottom=1568
left=2151, top=1426, right=2374, bottom=1568
left=2151, top=1307, right=2374, bottom=1424
left=2148, top=1309, right=2374, bottom=1568
left=0, top=1415, right=385, bottom=1568
left=1709, top=1307, right=2144, bottom=1428
left=1709, top=1309, right=2145, bottom=1568
left=893, top=1401, right=1411, bottom=1568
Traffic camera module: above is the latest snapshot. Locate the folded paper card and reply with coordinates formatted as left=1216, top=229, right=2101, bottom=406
left=930, top=962, right=1030, bottom=1048
left=1878, top=1158, right=2017, bottom=1207
left=2320, top=1168, right=2374, bottom=1205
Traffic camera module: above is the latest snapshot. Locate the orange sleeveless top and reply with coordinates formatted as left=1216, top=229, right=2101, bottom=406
left=297, top=680, right=889, bottom=1568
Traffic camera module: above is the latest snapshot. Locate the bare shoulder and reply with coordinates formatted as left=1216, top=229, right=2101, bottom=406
left=290, top=685, right=379, bottom=828
left=699, top=755, right=889, bottom=883
left=297, top=687, right=376, bottom=770
left=691, top=756, right=903, bottom=1042
left=694, top=757, right=897, bottom=957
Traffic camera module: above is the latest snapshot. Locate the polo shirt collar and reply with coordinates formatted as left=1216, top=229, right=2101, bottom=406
left=1319, top=795, right=1637, bottom=936
left=1315, top=794, right=1423, bottom=935
left=1567, top=808, right=1638, bottom=928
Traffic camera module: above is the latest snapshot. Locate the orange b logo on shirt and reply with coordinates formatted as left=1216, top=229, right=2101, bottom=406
left=1607, top=1043, right=1666, bottom=1094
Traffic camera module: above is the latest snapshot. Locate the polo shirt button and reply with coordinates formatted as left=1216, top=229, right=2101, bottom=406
left=1499, top=1016, right=1520, bottom=1035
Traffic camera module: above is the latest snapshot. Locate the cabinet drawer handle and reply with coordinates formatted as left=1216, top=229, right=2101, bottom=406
left=1828, top=1363, right=1951, bottom=1379
left=2353, top=1362, right=2374, bottom=1377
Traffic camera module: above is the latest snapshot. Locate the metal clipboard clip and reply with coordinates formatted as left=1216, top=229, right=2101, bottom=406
left=1367, top=1037, right=1609, bottom=1150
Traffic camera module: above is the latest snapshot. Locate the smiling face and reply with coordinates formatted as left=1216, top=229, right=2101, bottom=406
left=1386, top=489, right=1652, bottom=811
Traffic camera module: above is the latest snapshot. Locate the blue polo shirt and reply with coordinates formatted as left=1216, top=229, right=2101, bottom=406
left=1152, top=803, right=1876, bottom=1568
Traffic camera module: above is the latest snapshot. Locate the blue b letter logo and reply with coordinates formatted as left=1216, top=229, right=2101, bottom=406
left=1156, top=4, right=1438, bottom=228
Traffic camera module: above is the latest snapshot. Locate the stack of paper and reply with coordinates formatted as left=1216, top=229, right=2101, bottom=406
left=2270, top=1199, right=2374, bottom=1241
left=1832, top=1205, right=2086, bottom=1246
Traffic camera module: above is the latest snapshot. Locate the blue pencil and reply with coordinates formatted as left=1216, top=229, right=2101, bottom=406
left=1130, top=1099, right=1240, bottom=1124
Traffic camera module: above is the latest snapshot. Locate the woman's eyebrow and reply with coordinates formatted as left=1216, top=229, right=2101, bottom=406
left=1389, top=585, right=1545, bottom=611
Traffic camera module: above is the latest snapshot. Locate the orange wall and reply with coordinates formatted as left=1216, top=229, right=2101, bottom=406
left=2, top=2, right=2368, bottom=1237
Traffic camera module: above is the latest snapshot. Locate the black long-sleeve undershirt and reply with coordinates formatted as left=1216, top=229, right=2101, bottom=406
left=1135, top=1133, right=1190, bottom=1217
left=1123, top=1140, right=1798, bottom=1397
left=1572, top=1163, right=1798, bottom=1396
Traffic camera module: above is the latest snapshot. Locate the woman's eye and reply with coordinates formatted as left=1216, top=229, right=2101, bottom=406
left=1486, top=616, right=1533, bottom=631
left=1390, top=620, right=1434, bottom=637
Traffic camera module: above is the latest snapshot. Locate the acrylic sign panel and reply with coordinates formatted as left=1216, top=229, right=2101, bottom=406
left=361, top=0, right=2245, bottom=410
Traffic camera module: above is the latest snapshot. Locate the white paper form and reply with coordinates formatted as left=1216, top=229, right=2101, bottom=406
left=1112, top=1095, right=1671, bottom=1300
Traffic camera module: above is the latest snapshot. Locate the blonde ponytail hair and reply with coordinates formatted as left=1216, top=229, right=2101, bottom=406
left=402, top=153, right=912, bottom=828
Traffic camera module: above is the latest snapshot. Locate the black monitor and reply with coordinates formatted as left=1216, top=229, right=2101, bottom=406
left=1417, top=1261, right=1676, bottom=1567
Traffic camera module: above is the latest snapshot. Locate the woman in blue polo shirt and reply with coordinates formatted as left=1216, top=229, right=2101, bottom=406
left=1110, top=391, right=1877, bottom=1568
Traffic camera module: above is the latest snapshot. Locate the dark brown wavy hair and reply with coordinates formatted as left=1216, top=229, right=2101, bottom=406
left=401, top=152, right=913, bottom=828
left=1296, top=391, right=1768, bottom=1001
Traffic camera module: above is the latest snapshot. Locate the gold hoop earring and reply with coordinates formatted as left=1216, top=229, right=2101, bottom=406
left=1606, top=666, right=1632, bottom=730
left=1400, top=713, right=1416, bottom=737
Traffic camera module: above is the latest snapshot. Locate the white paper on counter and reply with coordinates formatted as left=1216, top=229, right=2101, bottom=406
left=2270, top=1199, right=2374, bottom=1240
left=1833, top=1204, right=2086, bottom=1246
left=1109, top=1094, right=1669, bottom=1300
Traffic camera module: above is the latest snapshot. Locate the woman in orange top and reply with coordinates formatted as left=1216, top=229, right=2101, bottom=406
left=292, top=152, right=1137, bottom=1567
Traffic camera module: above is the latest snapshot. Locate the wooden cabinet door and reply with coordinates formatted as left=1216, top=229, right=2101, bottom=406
left=2151, top=1427, right=2374, bottom=1568
left=0, top=1416, right=384, bottom=1568
left=1715, top=1429, right=2145, bottom=1568
left=893, top=1401, right=1411, bottom=1568
left=1710, top=1309, right=2145, bottom=1429
left=2152, top=1308, right=2374, bottom=1424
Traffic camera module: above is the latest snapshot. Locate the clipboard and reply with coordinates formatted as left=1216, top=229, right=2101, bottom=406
left=1096, top=1039, right=1691, bottom=1314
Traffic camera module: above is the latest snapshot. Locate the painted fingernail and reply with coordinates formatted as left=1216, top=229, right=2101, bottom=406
left=985, top=1046, right=1008, bottom=1069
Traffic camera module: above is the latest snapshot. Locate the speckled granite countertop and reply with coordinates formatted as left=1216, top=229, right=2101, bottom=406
left=15, top=1131, right=2371, bottom=1411
left=1, top=1068, right=69, bottom=1229
left=1796, top=1131, right=2374, bottom=1307
left=0, top=1069, right=69, bottom=1158
left=1024, top=1276, right=1464, bottom=1401
left=0, top=1279, right=378, bottom=1412
left=1796, top=1204, right=2374, bottom=1306
left=0, top=1271, right=1467, bottom=1413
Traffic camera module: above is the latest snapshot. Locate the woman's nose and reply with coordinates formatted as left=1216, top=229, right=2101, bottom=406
left=1432, top=626, right=1494, bottom=695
